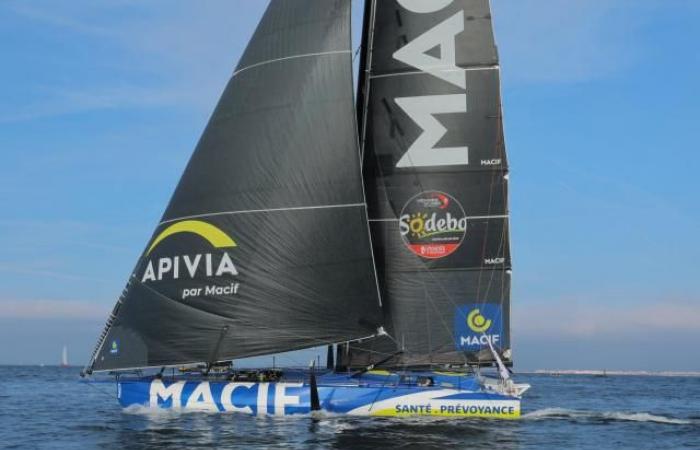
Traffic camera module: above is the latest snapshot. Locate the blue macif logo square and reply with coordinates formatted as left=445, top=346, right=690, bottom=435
left=454, top=304, right=504, bottom=351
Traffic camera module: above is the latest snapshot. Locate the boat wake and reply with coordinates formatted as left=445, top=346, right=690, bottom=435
left=523, top=408, right=693, bottom=425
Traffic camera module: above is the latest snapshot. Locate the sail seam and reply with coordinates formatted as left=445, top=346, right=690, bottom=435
left=369, top=214, right=509, bottom=222
left=370, top=65, right=499, bottom=80
left=232, top=50, right=351, bottom=77
left=160, top=203, right=367, bottom=225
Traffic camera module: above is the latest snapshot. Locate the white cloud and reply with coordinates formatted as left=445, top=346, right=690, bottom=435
left=514, top=301, right=700, bottom=337
left=2, top=0, right=265, bottom=121
left=0, top=299, right=109, bottom=320
left=0, top=85, right=190, bottom=124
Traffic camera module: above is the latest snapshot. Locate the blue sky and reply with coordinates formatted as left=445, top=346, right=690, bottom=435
left=0, top=0, right=698, bottom=371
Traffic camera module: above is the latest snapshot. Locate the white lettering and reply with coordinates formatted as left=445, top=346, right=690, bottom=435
left=397, top=0, right=454, bottom=14
left=142, top=261, right=156, bottom=282
left=216, top=252, right=238, bottom=276
left=395, top=94, right=468, bottom=168
left=183, top=254, right=201, bottom=278
left=157, top=258, right=172, bottom=280
left=393, top=11, right=465, bottom=89
left=257, top=382, right=269, bottom=416
left=145, top=253, right=239, bottom=283
left=149, top=379, right=184, bottom=408
left=182, top=287, right=202, bottom=300
left=204, top=283, right=240, bottom=296
left=461, top=334, right=501, bottom=346
left=186, top=381, right=218, bottom=412
left=274, top=383, right=303, bottom=416
left=221, top=382, right=254, bottom=414
left=205, top=253, right=213, bottom=276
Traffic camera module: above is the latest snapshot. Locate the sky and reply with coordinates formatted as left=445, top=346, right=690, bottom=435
left=0, top=0, right=698, bottom=371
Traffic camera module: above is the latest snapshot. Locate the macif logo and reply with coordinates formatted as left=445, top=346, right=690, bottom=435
left=454, top=304, right=503, bottom=351
left=467, top=309, right=492, bottom=333
left=141, top=220, right=239, bottom=283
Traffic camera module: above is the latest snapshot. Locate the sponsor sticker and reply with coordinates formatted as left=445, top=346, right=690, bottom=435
left=399, top=191, right=467, bottom=259
left=140, top=220, right=241, bottom=300
left=454, top=304, right=503, bottom=351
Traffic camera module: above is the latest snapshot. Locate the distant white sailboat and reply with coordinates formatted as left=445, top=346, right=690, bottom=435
left=61, top=345, right=69, bottom=367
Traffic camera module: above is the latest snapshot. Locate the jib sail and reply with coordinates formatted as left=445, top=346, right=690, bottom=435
left=345, top=0, right=512, bottom=368
left=85, top=0, right=382, bottom=373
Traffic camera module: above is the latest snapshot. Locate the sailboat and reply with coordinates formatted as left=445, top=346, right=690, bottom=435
left=61, top=345, right=69, bottom=368
left=82, top=0, right=529, bottom=418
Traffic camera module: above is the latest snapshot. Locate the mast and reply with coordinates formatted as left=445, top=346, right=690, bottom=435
left=356, top=0, right=376, bottom=158
left=84, top=0, right=382, bottom=374
left=347, top=0, right=512, bottom=369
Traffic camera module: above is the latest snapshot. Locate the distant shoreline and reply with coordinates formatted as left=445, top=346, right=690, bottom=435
left=2, top=365, right=700, bottom=378
left=528, top=370, right=700, bottom=377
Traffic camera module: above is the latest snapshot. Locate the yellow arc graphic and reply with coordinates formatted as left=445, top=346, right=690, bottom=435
left=146, top=220, right=237, bottom=255
left=467, top=308, right=492, bottom=333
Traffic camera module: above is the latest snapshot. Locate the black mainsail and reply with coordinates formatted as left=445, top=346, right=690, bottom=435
left=345, top=0, right=512, bottom=368
left=85, top=0, right=382, bottom=373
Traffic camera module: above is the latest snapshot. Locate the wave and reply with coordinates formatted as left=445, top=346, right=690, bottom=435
left=523, top=408, right=692, bottom=425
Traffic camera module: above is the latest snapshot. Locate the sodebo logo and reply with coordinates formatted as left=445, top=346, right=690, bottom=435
left=399, top=191, right=467, bottom=259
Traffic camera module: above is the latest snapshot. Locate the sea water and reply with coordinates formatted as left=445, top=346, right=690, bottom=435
left=0, top=366, right=698, bottom=449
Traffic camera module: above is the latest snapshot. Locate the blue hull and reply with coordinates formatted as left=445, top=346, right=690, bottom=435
left=118, top=371, right=522, bottom=418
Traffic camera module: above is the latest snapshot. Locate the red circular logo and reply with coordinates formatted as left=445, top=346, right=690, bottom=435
left=399, top=191, right=467, bottom=259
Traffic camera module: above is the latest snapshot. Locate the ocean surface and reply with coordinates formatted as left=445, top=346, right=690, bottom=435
left=1, top=366, right=698, bottom=449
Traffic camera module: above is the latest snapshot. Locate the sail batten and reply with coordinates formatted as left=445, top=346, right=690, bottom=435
left=86, top=0, right=382, bottom=373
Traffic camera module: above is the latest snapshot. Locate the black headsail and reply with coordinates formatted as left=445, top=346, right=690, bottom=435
left=346, top=0, right=511, bottom=368
left=85, top=0, right=382, bottom=373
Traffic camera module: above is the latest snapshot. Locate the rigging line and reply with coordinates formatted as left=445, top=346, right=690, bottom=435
left=481, top=130, right=511, bottom=306
left=475, top=106, right=509, bottom=304
left=231, top=50, right=351, bottom=78
left=83, top=275, right=135, bottom=374
left=397, top=228, right=505, bottom=364
left=420, top=277, right=469, bottom=365
left=159, top=203, right=366, bottom=226
left=352, top=45, right=362, bottom=63
left=475, top=169, right=500, bottom=303
left=367, top=372, right=397, bottom=412
left=83, top=380, right=116, bottom=399
left=345, top=346, right=394, bottom=357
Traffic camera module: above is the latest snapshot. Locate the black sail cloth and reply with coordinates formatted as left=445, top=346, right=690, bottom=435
left=345, top=0, right=512, bottom=368
left=87, top=0, right=382, bottom=373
